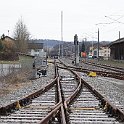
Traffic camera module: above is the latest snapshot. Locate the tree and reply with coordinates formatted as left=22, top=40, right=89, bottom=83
left=13, top=18, right=30, bottom=53
left=0, top=39, right=3, bottom=51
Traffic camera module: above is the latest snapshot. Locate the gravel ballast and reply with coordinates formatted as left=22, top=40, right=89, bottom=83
left=0, top=63, right=55, bottom=107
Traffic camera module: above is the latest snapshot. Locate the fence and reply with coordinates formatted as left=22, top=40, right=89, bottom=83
left=0, top=62, right=21, bottom=77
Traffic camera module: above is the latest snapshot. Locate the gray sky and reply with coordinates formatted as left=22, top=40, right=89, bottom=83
left=1, top=0, right=124, bottom=41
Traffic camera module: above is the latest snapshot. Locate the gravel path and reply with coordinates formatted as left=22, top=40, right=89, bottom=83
left=0, top=63, right=55, bottom=107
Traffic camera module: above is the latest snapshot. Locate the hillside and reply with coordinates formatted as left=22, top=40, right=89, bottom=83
left=29, top=39, right=65, bottom=48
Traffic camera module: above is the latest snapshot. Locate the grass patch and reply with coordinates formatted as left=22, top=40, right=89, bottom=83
left=98, top=60, right=124, bottom=68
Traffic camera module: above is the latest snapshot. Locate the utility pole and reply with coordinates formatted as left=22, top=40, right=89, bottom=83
left=119, top=31, right=120, bottom=39
left=98, top=28, right=99, bottom=61
left=58, top=42, right=60, bottom=58
left=8, top=30, right=9, bottom=36
left=61, top=11, right=63, bottom=57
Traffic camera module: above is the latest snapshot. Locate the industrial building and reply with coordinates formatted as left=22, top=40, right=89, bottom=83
left=109, top=38, right=124, bottom=60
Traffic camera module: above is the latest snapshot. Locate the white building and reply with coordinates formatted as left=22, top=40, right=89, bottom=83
left=89, top=46, right=110, bottom=60
left=28, top=43, right=45, bottom=57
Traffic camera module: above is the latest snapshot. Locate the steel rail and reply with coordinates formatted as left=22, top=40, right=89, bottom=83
left=39, top=65, right=83, bottom=124
left=64, top=64, right=124, bottom=80
left=64, top=74, right=82, bottom=109
left=38, top=101, right=62, bottom=124
left=10, top=62, right=123, bottom=123
left=84, top=61, right=124, bottom=73
left=38, top=74, right=67, bottom=124
left=59, top=59, right=124, bottom=80
left=0, top=77, right=57, bottom=116
left=57, top=65, right=83, bottom=110
left=81, top=77, right=124, bottom=122
left=57, top=76, right=67, bottom=124
left=58, top=63, right=124, bottom=122
left=0, top=61, right=67, bottom=123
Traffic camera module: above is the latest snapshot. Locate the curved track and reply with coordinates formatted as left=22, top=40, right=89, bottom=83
left=0, top=61, right=124, bottom=124
left=0, top=86, right=56, bottom=124
left=59, top=59, right=124, bottom=80
left=58, top=67, right=121, bottom=124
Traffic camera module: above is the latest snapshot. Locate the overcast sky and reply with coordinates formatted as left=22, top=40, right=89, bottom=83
left=1, top=0, right=124, bottom=42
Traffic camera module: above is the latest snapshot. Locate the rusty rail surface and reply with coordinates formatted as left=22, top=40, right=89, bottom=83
left=81, top=77, right=124, bottom=121
left=38, top=101, right=62, bottom=124
left=40, top=64, right=83, bottom=124
left=39, top=70, right=67, bottom=124
left=57, top=77, right=67, bottom=124
left=2, top=61, right=124, bottom=123
left=65, top=64, right=124, bottom=80
left=59, top=59, right=124, bottom=80
left=58, top=63, right=124, bottom=122
left=0, top=77, right=57, bottom=116
left=64, top=75, right=82, bottom=109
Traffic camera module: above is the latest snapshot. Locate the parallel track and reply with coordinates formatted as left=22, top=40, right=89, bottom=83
left=68, top=87, right=119, bottom=124
left=83, top=61, right=124, bottom=74
left=59, top=60, right=124, bottom=80
left=0, top=61, right=124, bottom=124
left=0, top=85, right=57, bottom=124
left=58, top=67, right=120, bottom=124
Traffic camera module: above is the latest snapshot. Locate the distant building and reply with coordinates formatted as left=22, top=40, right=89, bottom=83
left=28, top=42, right=44, bottom=56
left=89, top=45, right=110, bottom=60
left=1, top=35, right=15, bottom=42
left=109, top=38, right=124, bottom=60
left=1, top=35, right=16, bottom=49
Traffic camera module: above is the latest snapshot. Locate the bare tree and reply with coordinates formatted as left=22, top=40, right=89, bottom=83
left=13, top=18, right=30, bottom=53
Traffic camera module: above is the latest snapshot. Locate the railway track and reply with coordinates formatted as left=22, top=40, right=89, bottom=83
left=0, top=87, right=56, bottom=124
left=58, top=59, right=124, bottom=80
left=68, top=87, right=119, bottom=124
left=0, top=61, right=124, bottom=123
left=83, top=61, right=124, bottom=74
left=0, top=76, right=59, bottom=124
left=58, top=67, right=122, bottom=124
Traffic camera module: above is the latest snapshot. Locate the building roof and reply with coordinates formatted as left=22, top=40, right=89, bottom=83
left=18, top=53, right=35, bottom=58
left=109, top=38, right=124, bottom=47
left=1, top=35, right=15, bottom=41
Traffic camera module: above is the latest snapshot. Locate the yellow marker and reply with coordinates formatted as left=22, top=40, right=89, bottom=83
left=16, top=101, right=21, bottom=109
left=88, top=71, right=97, bottom=77
left=104, top=102, right=108, bottom=111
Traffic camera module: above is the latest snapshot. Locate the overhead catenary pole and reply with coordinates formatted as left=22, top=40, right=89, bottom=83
left=92, top=37, right=94, bottom=56
left=58, top=41, right=60, bottom=58
left=98, top=28, right=99, bottom=61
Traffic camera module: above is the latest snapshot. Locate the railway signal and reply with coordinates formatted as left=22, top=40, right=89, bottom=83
left=74, top=34, right=79, bottom=66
